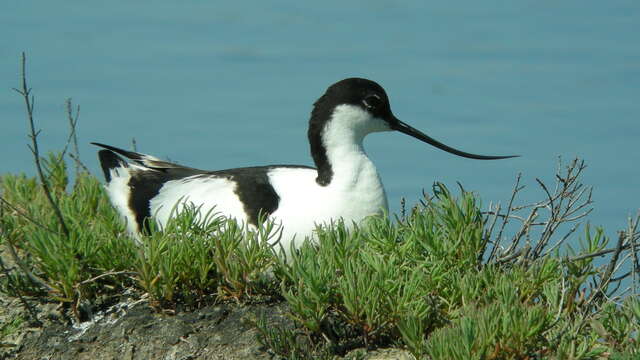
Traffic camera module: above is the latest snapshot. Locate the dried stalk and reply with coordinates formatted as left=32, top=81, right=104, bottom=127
left=0, top=204, right=42, bottom=325
left=61, top=98, right=87, bottom=178
left=0, top=196, right=56, bottom=234
left=486, top=158, right=595, bottom=266
left=0, top=228, right=55, bottom=293
left=12, top=52, right=70, bottom=239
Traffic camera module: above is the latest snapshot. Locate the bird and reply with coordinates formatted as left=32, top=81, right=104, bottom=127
left=93, top=77, right=516, bottom=250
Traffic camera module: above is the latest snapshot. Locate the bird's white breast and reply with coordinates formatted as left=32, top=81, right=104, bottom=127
left=268, top=159, right=388, bottom=250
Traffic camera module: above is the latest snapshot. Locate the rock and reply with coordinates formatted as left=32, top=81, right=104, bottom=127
left=7, top=300, right=285, bottom=360
left=2, top=295, right=411, bottom=359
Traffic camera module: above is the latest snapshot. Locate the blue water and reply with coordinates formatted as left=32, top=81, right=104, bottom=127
left=2, top=1, right=639, bottom=247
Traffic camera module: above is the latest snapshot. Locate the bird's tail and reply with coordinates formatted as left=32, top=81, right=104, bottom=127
left=97, top=149, right=129, bottom=183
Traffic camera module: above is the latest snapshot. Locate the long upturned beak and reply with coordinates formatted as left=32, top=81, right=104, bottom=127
left=390, top=117, right=518, bottom=160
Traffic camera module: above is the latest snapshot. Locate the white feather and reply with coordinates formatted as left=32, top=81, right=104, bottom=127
left=149, top=176, right=248, bottom=229
left=104, top=165, right=141, bottom=238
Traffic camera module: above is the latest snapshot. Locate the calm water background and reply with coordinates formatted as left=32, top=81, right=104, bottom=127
left=2, top=1, right=639, bottom=248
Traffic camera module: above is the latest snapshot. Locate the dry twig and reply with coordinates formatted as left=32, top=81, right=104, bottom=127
left=484, top=158, right=595, bottom=266
left=12, top=52, right=70, bottom=239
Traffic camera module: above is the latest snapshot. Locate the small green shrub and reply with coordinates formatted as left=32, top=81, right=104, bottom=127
left=136, top=205, right=278, bottom=306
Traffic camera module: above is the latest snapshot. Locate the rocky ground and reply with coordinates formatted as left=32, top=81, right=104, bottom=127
left=0, top=294, right=413, bottom=360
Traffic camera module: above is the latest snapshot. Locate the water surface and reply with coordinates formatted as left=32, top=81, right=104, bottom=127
left=2, top=1, right=638, bottom=244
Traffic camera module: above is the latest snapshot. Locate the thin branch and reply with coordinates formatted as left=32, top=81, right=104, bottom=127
left=68, top=99, right=81, bottom=163
left=490, top=158, right=595, bottom=266
left=496, top=174, right=522, bottom=246
left=1, top=230, right=56, bottom=293
left=69, top=153, right=91, bottom=175
left=0, top=196, right=56, bottom=234
left=76, top=270, right=137, bottom=286
left=399, top=197, right=406, bottom=223
left=0, top=205, right=42, bottom=325
left=65, top=98, right=85, bottom=178
left=568, top=243, right=631, bottom=262
left=543, top=222, right=581, bottom=257
left=481, top=202, right=500, bottom=263
left=0, top=252, right=42, bottom=326
left=504, top=206, right=540, bottom=255
left=609, top=271, right=631, bottom=283
left=59, top=102, right=76, bottom=162
left=482, top=211, right=528, bottom=223
left=585, top=230, right=626, bottom=308
left=14, top=52, right=70, bottom=239
left=626, top=212, right=640, bottom=295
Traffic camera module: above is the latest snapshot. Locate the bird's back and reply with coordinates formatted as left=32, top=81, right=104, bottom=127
left=95, top=144, right=317, bottom=239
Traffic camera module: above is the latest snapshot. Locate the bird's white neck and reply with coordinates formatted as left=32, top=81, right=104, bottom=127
left=320, top=105, right=388, bottom=194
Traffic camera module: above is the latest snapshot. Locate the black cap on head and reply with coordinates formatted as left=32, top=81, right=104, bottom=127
left=315, top=78, right=394, bottom=121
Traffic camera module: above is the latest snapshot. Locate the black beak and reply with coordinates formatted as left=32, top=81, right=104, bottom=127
left=390, top=117, right=518, bottom=160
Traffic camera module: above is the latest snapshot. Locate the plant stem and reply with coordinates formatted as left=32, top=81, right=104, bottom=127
left=13, top=52, right=70, bottom=239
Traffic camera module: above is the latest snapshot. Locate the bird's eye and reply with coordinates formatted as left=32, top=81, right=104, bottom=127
left=363, top=94, right=382, bottom=110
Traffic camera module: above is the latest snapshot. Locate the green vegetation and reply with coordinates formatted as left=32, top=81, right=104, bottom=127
left=2, top=152, right=639, bottom=359
left=1, top=54, right=639, bottom=358
left=0, top=314, right=24, bottom=347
